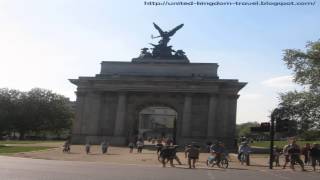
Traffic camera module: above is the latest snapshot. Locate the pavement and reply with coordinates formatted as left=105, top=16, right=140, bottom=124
left=1, top=142, right=319, bottom=179
left=0, top=156, right=319, bottom=180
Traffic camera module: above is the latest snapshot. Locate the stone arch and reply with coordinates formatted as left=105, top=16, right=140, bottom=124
left=137, top=106, right=177, bottom=141
left=126, top=98, right=183, bottom=143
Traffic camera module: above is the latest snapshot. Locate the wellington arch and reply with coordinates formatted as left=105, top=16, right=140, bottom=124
left=69, top=23, right=246, bottom=148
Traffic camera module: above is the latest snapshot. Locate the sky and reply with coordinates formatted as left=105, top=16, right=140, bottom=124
left=0, top=0, right=319, bottom=124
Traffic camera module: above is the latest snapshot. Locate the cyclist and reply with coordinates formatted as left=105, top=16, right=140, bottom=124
left=210, top=141, right=227, bottom=167
left=238, top=141, right=251, bottom=165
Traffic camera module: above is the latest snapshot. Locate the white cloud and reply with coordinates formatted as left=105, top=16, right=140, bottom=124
left=261, top=75, right=295, bottom=88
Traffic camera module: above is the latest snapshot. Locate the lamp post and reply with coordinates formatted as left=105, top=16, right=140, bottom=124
left=269, top=111, right=275, bottom=169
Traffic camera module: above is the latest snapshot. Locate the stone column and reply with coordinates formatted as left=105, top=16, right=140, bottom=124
left=73, top=91, right=86, bottom=135
left=207, top=94, right=218, bottom=138
left=83, top=91, right=101, bottom=135
left=227, top=95, right=238, bottom=137
left=71, top=91, right=87, bottom=144
left=114, top=92, right=127, bottom=136
left=182, top=94, right=192, bottom=137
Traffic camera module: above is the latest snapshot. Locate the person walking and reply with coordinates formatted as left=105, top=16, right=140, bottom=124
left=101, top=140, right=109, bottom=154
left=172, top=145, right=182, bottom=165
left=288, top=140, right=305, bottom=171
left=282, top=143, right=291, bottom=169
left=159, top=145, right=175, bottom=167
left=310, top=143, right=320, bottom=171
left=62, top=140, right=70, bottom=153
left=128, top=142, right=134, bottom=153
left=185, top=143, right=200, bottom=169
left=136, top=140, right=144, bottom=153
left=272, top=146, right=281, bottom=167
left=301, top=143, right=311, bottom=165
left=156, top=139, right=163, bottom=154
left=85, top=141, right=91, bottom=154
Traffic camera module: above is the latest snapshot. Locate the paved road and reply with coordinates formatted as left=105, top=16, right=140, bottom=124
left=0, top=156, right=319, bottom=180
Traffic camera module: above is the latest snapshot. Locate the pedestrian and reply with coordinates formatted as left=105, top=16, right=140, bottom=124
left=272, top=146, right=281, bottom=167
left=101, top=140, right=109, bottom=154
left=62, top=140, right=70, bottom=153
left=310, top=143, right=320, bottom=171
left=128, top=142, right=134, bottom=153
left=301, top=143, right=311, bottom=165
left=288, top=140, right=305, bottom=171
left=282, top=142, right=291, bottom=169
left=173, top=145, right=182, bottom=165
left=85, top=141, right=91, bottom=154
left=156, top=141, right=163, bottom=154
left=136, top=140, right=144, bottom=153
left=159, top=145, right=175, bottom=167
left=185, top=143, right=200, bottom=169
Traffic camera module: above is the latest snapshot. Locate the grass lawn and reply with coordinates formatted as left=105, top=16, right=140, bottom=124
left=0, top=145, right=53, bottom=154
left=251, top=140, right=320, bottom=148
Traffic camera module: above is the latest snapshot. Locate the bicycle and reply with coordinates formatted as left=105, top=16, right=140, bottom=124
left=240, top=152, right=250, bottom=166
left=206, top=153, right=229, bottom=168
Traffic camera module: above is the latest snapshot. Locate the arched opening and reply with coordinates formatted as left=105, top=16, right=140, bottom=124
left=138, top=106, right=177, bottom=144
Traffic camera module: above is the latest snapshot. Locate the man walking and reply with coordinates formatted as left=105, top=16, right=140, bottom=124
left=310, top=143, right=320, bottom=171
left=185, top=143, right=200, bottom=169
left=288, top=140, right=305, bottom=171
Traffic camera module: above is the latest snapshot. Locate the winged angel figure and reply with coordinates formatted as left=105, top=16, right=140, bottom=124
left=152, top=23, right=184, bottom=47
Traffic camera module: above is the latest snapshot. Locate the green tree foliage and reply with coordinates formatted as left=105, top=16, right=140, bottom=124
left=236, top=122, right=259, bottom=137
left=283, top=40, right=320, bottom=92
left=0, top=88, right=73, bottom=139
left=276, top=40, right=320, bottom=136
left=0, top=89, right=23, bottom=137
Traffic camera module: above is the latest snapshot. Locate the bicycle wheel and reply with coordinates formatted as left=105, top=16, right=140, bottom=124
left=220, top=159, right=229, bottom=168
left=206, top=159, right=215, bottom=167
left=240, top=154, right=245, bottom=165
left=246, top=154, right=250, bottom=166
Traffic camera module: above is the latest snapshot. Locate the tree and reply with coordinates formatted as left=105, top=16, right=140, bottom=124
left=0, top=88, right=24, bottom=138
left=0, top=88, right=73, bottom=139
left=236, top=122, right=259, bottom=137
left=275, top=40, right=320, bottom=136
left=283, top=40, right=320, bottom=92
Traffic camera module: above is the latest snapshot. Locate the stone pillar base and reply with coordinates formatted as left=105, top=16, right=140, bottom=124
left=110, top=136, right=127, bottom=146
left=71, top=134, right=127, bottom=146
